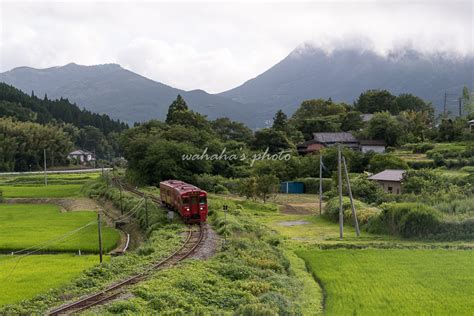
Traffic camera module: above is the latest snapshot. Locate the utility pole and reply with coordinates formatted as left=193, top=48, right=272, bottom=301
left=319, top=154, right=323, bottom=215
left=444, top=92, right=447, bottom=115
left=338, top=145, right=343, bottom=239
left=43, top=149, right=47, bottom=186
left=97, top=210, right=103, bottom=264
left=342, top=156, right=360, bottom=236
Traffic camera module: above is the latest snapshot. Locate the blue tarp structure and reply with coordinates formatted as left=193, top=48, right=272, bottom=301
left=280, top=181, right=305, bottom=194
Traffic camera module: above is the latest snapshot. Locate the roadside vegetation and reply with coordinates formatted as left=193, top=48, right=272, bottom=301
left=100, top=194, right=318, bottom=315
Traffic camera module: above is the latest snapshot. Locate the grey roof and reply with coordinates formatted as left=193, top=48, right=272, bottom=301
left=468, top=119, right=474, bottom=124
left=313, top=132, right=358, bottom=144
left=368, top=169, right=406, bottom=182
left=68, top=150, right=93, bottom=155
left=360, top=114, right=374, bottom=122
left=360, top=139, right=386, bottom=146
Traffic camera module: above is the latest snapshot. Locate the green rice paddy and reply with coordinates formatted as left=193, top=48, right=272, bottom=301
left=0, top=254, right=105, bottom=306
left=297, top=249, right=474, bottom=315
left=0, top=204, right=120, bottom=252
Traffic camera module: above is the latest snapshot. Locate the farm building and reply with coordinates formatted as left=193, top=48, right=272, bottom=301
left=297, top=132, right=360, bottom=154
left=469, top=119, right=474, bottom=132
left=360, top=140, right=386, bottom=153
left=368, top=169, right=405, bottom=194
left=67, top=150, right=95, bottom=164
left=298, top=132, right=385, bottom=155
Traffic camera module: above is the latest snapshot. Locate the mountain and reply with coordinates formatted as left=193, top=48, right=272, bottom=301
left=219, top=44, right=474, bottom=117
left=0, top=63, right=257, bottom=126
left=1, top=45, right=473, bottom=127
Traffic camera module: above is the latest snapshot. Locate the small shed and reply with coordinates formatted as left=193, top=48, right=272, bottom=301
left=368, top=169, right=405, bottom=194
left=280, top=181, right=305, bottom=194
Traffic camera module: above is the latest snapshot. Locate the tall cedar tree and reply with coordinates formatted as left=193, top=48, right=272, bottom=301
left=166, top=95, right=189, bottom=124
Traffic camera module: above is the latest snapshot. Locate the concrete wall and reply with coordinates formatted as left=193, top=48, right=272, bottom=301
left=361, top=145, right=385, bottom=153
left=376, top=180, right=402, bottom=194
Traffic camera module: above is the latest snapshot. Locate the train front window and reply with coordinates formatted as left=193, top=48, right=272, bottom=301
left=199, top=197, right=207, bottom=204
left=190, top=196, right=198, bottom=204
left=182, top=197, right=189, bottom=204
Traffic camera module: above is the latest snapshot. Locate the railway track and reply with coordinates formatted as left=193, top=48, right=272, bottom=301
left=48, top=180, right=205, bottom=315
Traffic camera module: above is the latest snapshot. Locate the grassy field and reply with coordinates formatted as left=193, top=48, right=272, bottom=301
left=0, top=254, right=105, bottom=306
left=0, top=172, right=101, bottom=185
left=0, top=204, right=120, bottom=252
left=0, top=184, right=83, bottom=198
left=297, top=249, right=474, bottom=315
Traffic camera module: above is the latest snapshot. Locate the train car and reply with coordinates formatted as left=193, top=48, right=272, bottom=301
left=159, top=180, right=208, bottom=223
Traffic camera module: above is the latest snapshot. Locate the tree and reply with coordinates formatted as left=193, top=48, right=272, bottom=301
left=341, top=111, right=363, bottom=131
left=272, top=110, right=288, bottom=131
left=238, top=177, right=258, bottom=200
left=395, top=93, right=432, bottom=113
left=462, top=86, right=474, bottom=115
left=166, top=95, right=189, bottom=124
left=355, top=89, right=397, bottom=114
left=365, top=112, right=403, bottom=146
left=78, top=126, right=110, bottom=159
left=397, top=110, right=432, bottom=142
left=252, top=128, right=293, bottom=153
left=211, top=117, right=253, bottom=143
left=289, top=99, right=347, bottom=139
left=368, top=154, right=409, bottom=173
left=437, top=117, right=465, bottom=142
left=256, top=175, right=279, bottom=203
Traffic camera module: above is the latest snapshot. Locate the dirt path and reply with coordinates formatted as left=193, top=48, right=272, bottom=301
left=4, top=197, right=100, bottom=212
left=280, top=202, right=322, bottom=215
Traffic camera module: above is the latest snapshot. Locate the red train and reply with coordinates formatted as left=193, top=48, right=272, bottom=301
left=159, top=180, right=208, bottom=223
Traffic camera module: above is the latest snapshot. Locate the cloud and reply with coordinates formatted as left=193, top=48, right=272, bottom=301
left=0, top=1, right=472, bottom=93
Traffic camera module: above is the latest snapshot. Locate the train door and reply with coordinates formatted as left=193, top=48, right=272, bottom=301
left=189, top=194, right=200, bottom=220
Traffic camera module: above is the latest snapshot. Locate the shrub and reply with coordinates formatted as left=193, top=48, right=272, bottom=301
left=324, top=197, right=380, bottom=225
left=402, top=143, right=435, bottom=153
left=434, top=219, right=474, bottom=241
left=234, top=303, right=276, bottom=316
left=406, top=159, right=435, bottom=169
left=259, top=292, right=295, bottom=315
left=369, top=154, right=409, bottom=173
left=193, top=174, right=239, bottom=193
left=295, top=177, right=333, bottom=194
left=434, top=197, right=474, bottom=217
left=368, top=203, right=442, bottom=238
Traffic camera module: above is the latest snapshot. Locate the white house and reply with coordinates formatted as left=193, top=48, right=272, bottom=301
left=67, top=150, right=95, bottom=164
left=469, top=119, right=474, bottom=132
left=360, top=140, right=386, bottom=153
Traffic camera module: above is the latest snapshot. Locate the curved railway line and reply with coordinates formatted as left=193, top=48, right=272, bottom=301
left=48, top=179, right=205, bottom=315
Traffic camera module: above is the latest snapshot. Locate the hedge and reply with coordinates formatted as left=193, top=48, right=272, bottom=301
left=324, top=197, right=380, bottom=225
left=295, top=177, right=333, bottom=194
left=366, top=203, right=441, bottom=238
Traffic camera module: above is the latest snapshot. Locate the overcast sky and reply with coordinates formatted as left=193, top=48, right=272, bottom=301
left=0, top=0, right=472, bottom=93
